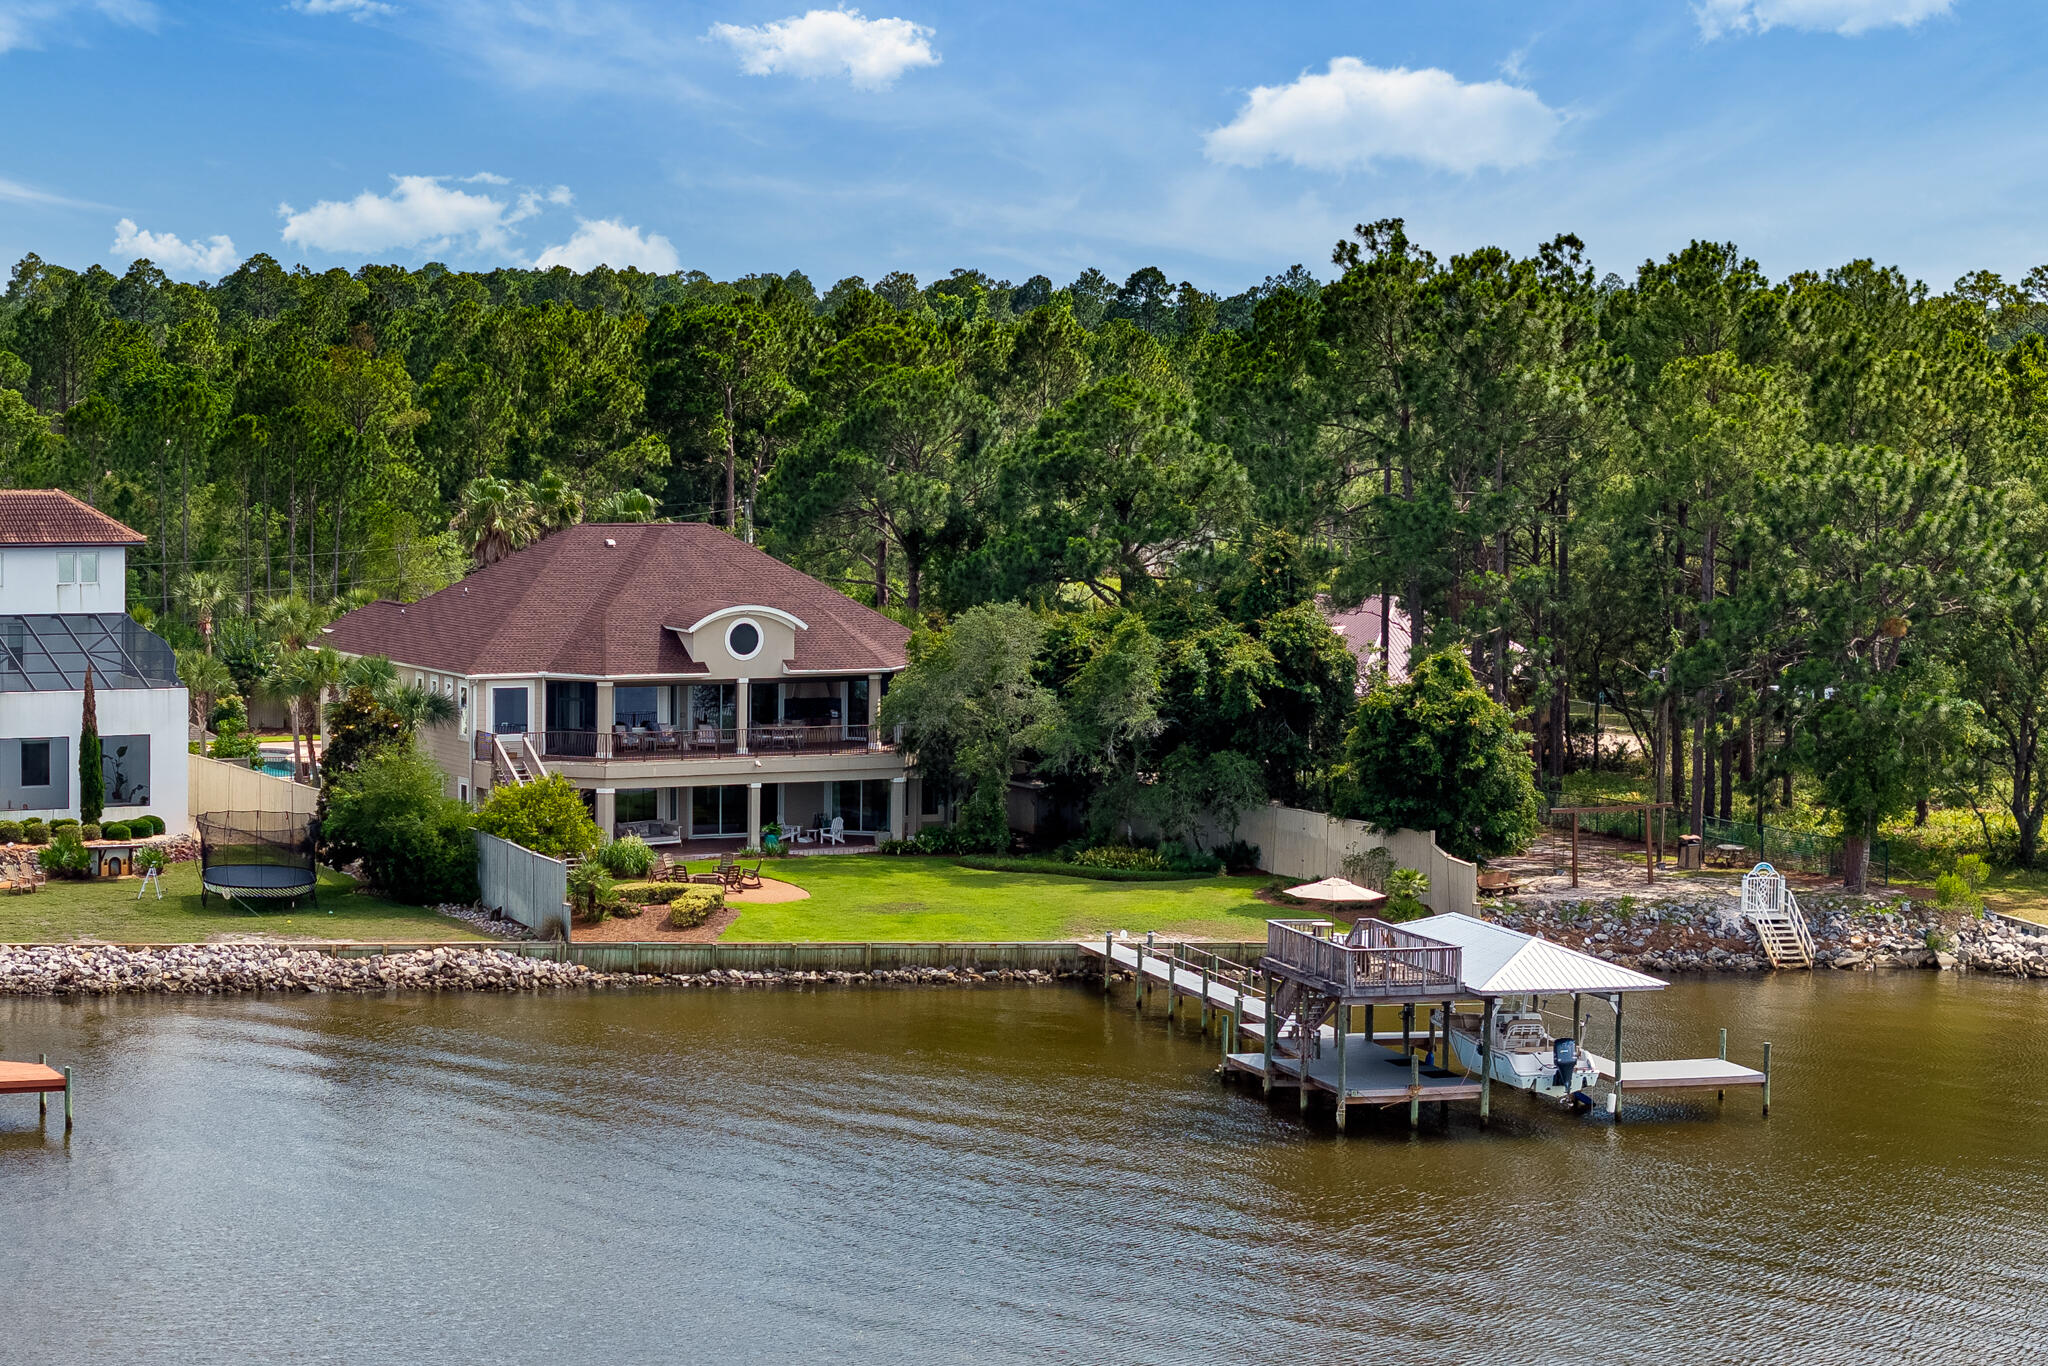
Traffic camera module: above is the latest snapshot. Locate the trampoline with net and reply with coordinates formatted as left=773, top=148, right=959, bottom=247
left=197, top=810, right=319, bottom=908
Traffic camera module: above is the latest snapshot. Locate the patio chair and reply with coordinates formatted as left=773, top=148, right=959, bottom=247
left=696, top=725, right=720, bottom=753
left=735, top=857, right=764, bottom=891
left=613, top=725, right=645, bottom=755
left=823, top=817, right=845, bottom=846
left=650, top=721, right=683, bottom=753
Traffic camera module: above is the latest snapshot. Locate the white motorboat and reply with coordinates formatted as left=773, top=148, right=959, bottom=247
left=1446, top=1001, right=1600, bottom=1099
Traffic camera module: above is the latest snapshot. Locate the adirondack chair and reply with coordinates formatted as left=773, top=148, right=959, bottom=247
left=822, top=817, right=845, bottom=845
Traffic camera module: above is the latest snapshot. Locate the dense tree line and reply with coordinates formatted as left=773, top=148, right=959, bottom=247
left=4, top=233, right=2048, bottom=884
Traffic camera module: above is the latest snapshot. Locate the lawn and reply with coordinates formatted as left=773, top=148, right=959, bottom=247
left=0, top=861, right=490, bottom=944
left=718, top=855, right=1282, bottom=942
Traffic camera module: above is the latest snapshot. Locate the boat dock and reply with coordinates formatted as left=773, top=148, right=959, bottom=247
left=1, top=1055, right=73, bottom=1130
left=1081, top=913, right=1774, bottom=1130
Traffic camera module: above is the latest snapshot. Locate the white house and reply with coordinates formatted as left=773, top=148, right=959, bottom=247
left=0, top=491, right=189, bottom=830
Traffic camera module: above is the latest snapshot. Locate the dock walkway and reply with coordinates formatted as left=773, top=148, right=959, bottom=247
left=0, top=1058, right=73, bottom=1130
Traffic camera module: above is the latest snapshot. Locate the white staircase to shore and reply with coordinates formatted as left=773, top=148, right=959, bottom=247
left=1743, top=862, right=1815, bottom=969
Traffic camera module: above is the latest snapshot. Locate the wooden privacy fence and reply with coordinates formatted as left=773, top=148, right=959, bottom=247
left=186, top=754, right=318, bottom=818
left=475, top=832, right=570, bottom=941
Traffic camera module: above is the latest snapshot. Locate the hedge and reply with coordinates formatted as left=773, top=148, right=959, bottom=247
left=612, top=881, right=726, bottom=929
left=954, top=856, right=1214, bottom=883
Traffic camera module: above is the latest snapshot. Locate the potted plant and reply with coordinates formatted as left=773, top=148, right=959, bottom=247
left=761, top=821, right=785, bottom=855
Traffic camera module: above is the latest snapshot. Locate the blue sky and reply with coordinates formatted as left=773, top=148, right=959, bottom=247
left=2, top=1, right=2044, bottom=293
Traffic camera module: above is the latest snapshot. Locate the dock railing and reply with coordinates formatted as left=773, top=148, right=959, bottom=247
left=1265, top=918, right=1462, bottom=998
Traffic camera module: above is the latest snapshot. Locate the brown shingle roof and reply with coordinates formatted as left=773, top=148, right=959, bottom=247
left=324, top=522, right=910, bottom=677
left=0, top=490, right=148, bottom=545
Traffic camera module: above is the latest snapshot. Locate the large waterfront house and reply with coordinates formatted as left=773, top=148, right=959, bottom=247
left=0, top=491, right=189, bottom=830
left=324, top=521, right=923, bottom=850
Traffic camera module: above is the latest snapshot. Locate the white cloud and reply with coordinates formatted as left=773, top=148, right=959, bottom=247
left=292, top=0, right=396, bottom=17
left=1205, top=58, right=1560, bottom=175
left=110, top=218, right=241, bottom=276
left=280, top=174, right=524, bottom=254
left=709, top=7, right=938, bottom=90
left=0, top=174, right=100, bottom=209
left=0, top=0, right=157, bottom=54
left=532, top=218, right=681, bottom=273
left=1694, top=0, right=1954, bottom=38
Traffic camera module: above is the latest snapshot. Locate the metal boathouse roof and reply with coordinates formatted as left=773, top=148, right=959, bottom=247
left=1421, top=912, right=1668, bottom=996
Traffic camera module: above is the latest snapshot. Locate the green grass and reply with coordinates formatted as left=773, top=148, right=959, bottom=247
left=717, top=855, right=1281, bottom=942
left=0, top=861, right=490, bottom=944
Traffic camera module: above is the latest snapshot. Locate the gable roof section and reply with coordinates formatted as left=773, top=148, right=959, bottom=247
left=0, top=490, right=148, bottom=546
left=323, top=522, right=910, bottom=677
left=1420, top=912, right=1667, bottom=995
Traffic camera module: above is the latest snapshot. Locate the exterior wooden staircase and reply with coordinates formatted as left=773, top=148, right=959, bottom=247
left=490, top=734, right=550, bottom=788
left=1743, top=863, right=1816, bottom=969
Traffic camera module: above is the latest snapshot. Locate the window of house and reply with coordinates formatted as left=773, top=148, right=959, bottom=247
left=613, top=685, right=659, bottom=729
left=691, top=784, right=748, bottom=835
left=616, top=788, right=657, bottom=823
left=79, top=552, right=98, bottom=584
left=491, top=686, right=529, bottom=734
left=830, top=779, right=892, bottom=833
left=21, top=740, right=51, bottom=787
left=726, top=619, right=761, bottom=660
left=56, top=553, right=75, bottom=584
left=101, top=735, right=150, bottom=806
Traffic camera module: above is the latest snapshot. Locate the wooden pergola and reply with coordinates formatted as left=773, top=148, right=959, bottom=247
left=1549, top=803, right=1674, bottom=888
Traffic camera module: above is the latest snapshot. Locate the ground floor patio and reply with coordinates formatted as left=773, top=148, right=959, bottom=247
left=584, top=776, right=907, bottom=849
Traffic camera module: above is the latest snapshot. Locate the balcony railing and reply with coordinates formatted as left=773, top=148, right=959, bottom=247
left=1264, top=918, right=1463, bottom=999
left=479, top=725, right=880, bottom=762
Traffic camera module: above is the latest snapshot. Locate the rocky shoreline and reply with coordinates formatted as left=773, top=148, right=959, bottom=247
left=0, top=943, right=1084, bottom=997
left=1490, top=893, right=2048, bottom=976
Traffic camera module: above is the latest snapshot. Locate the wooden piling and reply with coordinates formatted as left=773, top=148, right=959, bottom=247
left=38, top=1053, right=47, bottom=1121
left=1719, top=1027, right=1728, bottom=1102
left=1135, top=942, right=1146, bottom=1013
left=1261, top=971, right=1276, bottom=1097
left=1409, top=1050, right=1421, bottom=1130
left=1165, top=948, right=1176, bottom=1024
left=1335, top=1019, right=1349, bottom=1132
left=1611, top=993, right=1625, bottom=1122
left=1763, top=1040, right=1773, bottom=1115
left=1200, top=962, right=1211, bottom=1032
left=1103, top=934, right=1113, bottom=993
left=62, top=1066, right=72, bottom=1131
left=1479, top=998, right=1495, bottom=1126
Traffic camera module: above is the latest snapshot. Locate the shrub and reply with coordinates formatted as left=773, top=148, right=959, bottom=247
left=665, top=887, right=724, bottom=929
left=322, top=748, right=479, bottom=904
left=1339, top=846, right=1395, bottom=892
left=591, top=835, right=655, bottom=879
left=1932, top=872, right=1982, bottom=914
left=913, top=825, right=972, bottom=855
left=955, top=856, right=1209, bottom=882
left=1164, top=844, right=1223, bottom=874
left=0, top=820, right=20, bottom=843
left=1073, top=844, right=1168, bottom=871
left=1954, top=854, right=1990, bottom=890
left=81, top=823, right=101, bottom=842
left=1384, top=868, right=1431, bottom=922
left=100, top=821, right=130, bottom=840
left=475, top=774, right=601, bottom=860
left=876, top=838, right=921, bottom=855
left=38, top=831, right=92, bottom=879
left=132, top=845, right=166, bottom=875
left=567, top=862, right=617, bottom=924
left=1213, top=839, right=1262, bottom=873
left=50, top=817, right=79, bottom=831
left=23, top=821, right=49, bottom=846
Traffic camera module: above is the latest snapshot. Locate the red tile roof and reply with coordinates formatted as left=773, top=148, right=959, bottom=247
left=324, top=521, right=910, bottom=678
left=0, top=490, right=148, bottom=545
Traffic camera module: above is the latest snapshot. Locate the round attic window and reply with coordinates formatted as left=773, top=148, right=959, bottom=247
left=727, top=619, right=762, bottom=660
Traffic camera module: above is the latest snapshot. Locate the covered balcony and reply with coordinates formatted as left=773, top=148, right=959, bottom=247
left=513, top=676, right=887, bottom=762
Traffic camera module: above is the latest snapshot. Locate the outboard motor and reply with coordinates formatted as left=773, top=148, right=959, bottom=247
left=1552, top=1035, right=1578, bottom=1089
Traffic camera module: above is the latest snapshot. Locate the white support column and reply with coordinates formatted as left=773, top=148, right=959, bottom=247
left=594, top=787, right=616, bottom=841
left=889, top=775, right=907, bottom=841
left=747, top=781, right=763, bottom=850
left=595, top=680, right=615, bottom=758
left=735, top=678, right=750, bottom=754
left=867, top=673, right=884, bottom=751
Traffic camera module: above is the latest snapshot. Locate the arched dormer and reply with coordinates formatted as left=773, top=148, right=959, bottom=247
left=673, top=605, right=808, bottom=674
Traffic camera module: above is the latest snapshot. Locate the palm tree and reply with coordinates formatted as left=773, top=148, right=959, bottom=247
left=178, top=569, right=239, bottom=650
left=387, top=683, right=460, bottom=733
left=299, top=646, right=346, bottom=780
left=258, top=652, right=316, bottom=780
left=453, top=476, right=538, bottom=567
left=261, top=593, right=331, bottom=651
left=591, top=488, right=660, bottom=522
left=340, top=654, right=398, bottom=696
left=176, top=649, right=236, bottom=731
left=531, top=470, right=584, bottom=533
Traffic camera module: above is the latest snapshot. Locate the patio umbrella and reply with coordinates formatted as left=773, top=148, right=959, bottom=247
left=1282, top=876, right=1386, bottom=905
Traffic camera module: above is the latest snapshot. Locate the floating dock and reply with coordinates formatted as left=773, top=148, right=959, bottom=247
left=0, top=1056, right=73, bottom=1130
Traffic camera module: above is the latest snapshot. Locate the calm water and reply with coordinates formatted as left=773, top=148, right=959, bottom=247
left=2, top=974, right=2045, bottom=1364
